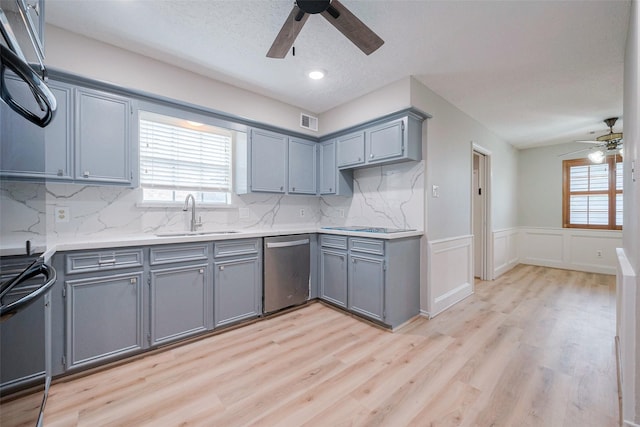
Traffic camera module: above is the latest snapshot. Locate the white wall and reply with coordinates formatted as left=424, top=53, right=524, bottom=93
left=621, top=0, right=640, bottom=424
left=45, top=26, right=316, bottom=135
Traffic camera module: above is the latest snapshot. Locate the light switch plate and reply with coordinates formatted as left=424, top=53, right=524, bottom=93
left=432, top=185, right=440, bottom=198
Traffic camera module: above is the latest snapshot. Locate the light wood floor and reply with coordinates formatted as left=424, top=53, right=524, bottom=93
left=3, top=265, right=618, bottom=426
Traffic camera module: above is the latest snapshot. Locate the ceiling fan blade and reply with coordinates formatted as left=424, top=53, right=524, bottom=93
left=575, top=140, right=602, bottom=144
left=320, top=0, right=384, bottom=55
left=267, top=5, right=309, bottom=58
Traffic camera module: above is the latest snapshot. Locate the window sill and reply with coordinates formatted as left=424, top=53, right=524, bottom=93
left=136, top=201, right=237, bottom=209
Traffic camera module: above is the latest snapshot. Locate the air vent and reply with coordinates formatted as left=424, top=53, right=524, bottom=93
left=300, top=113, right=318, bottom=131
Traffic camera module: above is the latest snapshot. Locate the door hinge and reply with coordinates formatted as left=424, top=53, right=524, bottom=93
left=147, top=275, right=151, bottom=286
left=130, top=171, right=133, bottom=180
left=62, top=286, right=66, bottom=298
left=147, top=333, right=151, bottom=344
left=479, top=188, right=482, bottom=195
left=62, top=355, right=66, bottom=367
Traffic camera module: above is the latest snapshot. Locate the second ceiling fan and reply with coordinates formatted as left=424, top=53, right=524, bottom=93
left=267, top=0, right=384, bottom=58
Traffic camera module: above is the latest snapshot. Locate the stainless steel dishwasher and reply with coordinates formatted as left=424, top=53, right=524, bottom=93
left=263, top=234, right=310, bottom=314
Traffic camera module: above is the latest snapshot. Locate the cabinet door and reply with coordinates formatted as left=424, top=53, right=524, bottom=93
left=348, top=254, right=384, bottom=322
left=250, top=129, right=287, bottom=193
left=0, top=78, right=73, bottom=179
left=66, top=272, right=144, bottom=370
left=336, top=132, right=365, bottom=168
left=288, top=138, right=317, bottom=194
left=320, top=249, right=348, bottom=308
left=366, top=119, right=404, bottom=164
left=76, top=88, right=132, bottom=184
left=150, top=264, right=210, bottom=346
left=214, top=256, right=261, bottom=327
left=319, top=140, right=336, bottom=194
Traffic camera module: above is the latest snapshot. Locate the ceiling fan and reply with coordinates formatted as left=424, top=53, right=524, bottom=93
left=267, top=0, right=384, bottom=58
left=560, top=117, right=624, bottom=162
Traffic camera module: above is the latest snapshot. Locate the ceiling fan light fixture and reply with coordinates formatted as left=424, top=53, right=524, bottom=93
left=588, top=150, right=605, bottom=163
left=308, top=69, right=326, bottom=80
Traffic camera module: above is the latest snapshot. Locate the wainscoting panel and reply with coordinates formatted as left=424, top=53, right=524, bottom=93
left=519, top=228, right=622, bottom=275
left=616, top=248, right=638, bottom=426
left=493, top=228, right=519, bottom=278
left=426, top=235, right=473, bottom=318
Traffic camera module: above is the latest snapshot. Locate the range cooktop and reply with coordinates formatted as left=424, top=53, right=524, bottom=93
left=321, top=226, right=416, bottom=233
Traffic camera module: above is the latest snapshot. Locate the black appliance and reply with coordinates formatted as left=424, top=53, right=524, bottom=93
left=0, top=0, right=56, bottom=127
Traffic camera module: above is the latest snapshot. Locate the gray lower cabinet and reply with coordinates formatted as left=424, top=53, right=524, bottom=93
left=214, top=256, right=261, bottom=327
left=149, top=264, right=211, bottom=346
left=319, top=249, right=348, bottom=308
left=213, top=239, right=262, bottom=328
left=348, top=254, right=384, bottom=321
left=65, top=271, right=144, bottom=370
left=319, top=234, right=420, bottom=328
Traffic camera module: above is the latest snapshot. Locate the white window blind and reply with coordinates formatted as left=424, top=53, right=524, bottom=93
left=140, top=118, right=231, bottom=192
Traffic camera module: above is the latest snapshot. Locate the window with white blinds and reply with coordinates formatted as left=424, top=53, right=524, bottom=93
left=139, top=111, right=232, bottom=204
left=562, top=155, right=622, bottom=230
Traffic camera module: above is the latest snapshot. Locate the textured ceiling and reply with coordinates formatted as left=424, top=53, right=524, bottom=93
left=45, top=0, right=631, bottom=148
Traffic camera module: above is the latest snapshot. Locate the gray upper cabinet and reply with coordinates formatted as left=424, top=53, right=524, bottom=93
left=0, top=78, right=73, bottom=180
left=319, top=140, right=353, bottom=197
left=65, top=271, right=144, bottom=370
left=288, top=137, right=317, bottom=194
left=248, top=128, right=287, bottom=193
left=75, top=88, right=133, bottom=185
left=365, top=119, right=405, bottom=164
left=336, top=132, right=365, bottom=168
left=335, top=112, right=425, bottom=171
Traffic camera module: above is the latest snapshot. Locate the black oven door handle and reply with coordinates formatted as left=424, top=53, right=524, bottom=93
left=0, top=43, right=56, bottom=127
left=0, top=262, right=57, bottom=319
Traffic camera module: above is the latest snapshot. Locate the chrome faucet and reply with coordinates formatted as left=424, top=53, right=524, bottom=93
left=183, top=194, right=202, bottom=232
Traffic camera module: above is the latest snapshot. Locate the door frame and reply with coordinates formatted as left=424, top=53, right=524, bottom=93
left=471, top=143, right=493, bottom=280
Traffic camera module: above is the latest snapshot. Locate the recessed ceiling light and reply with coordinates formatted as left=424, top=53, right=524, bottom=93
left=308, top=69, right=326, bottom=80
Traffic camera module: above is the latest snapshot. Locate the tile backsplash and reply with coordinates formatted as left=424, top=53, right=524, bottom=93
left=1, top=161, right=423, bottom=246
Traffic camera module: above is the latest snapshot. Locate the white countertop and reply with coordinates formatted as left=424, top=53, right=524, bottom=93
left=1, top=227, right=424, bottom=258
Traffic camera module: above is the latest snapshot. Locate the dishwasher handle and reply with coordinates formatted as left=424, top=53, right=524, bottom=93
left=266, top=238, right=310, bottom=249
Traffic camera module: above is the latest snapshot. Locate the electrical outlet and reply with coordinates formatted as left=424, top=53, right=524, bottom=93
left=55, top=206, right=70, bottom=223
left=596, top=250, right=603, bottom=258
left=300, top=208, right=305, bottom=217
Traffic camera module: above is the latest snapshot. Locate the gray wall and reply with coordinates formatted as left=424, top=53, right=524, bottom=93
left=517, top=142, right=593, bottom=228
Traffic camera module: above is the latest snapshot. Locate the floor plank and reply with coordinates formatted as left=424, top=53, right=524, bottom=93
left=1, top=265, right=619, bottom=426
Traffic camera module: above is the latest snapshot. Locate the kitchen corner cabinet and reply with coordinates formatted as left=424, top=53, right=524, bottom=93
left=75, top=88, right=133, bottom=184
left=320, top=248, right=348, bottom=308
left=319, top=140, right=353, bottom=196
left=319, top=234, right=420, bottom=328
left=336, top=113, right=424, bottom=170
left=288, top=137, right=317, bottom=194
left=213, top=239, right=262, bottom=328
left=149, top=244, right=212, bottom=346
left=0, top=78, right=73, bottom=180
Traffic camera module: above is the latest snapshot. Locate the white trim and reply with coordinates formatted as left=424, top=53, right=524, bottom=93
left=617, top=248, right=637, bottom=425
left=493, top=227, right=519, bottom=278
left=427, top=234, right=474, bottom=317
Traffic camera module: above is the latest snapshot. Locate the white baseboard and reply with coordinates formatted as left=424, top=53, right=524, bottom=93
left=617, top=248, right=638, bottom=425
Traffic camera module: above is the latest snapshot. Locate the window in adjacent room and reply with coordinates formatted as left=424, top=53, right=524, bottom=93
left=139, top=110, right=234, bottom=205
left=562, top=155, right=622, bottom=230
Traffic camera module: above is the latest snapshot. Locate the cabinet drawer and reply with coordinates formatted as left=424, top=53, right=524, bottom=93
left=349, top=238, right=385, bottom=256
left=214, top=239, right=260, bottom=258
left=66, top=249, right=144, bottom=274
left=320, top=235, right=348, bottom=250
left=150, top=244, right=209, bottom=265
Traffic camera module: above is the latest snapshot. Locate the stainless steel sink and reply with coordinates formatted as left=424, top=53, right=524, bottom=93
left=155, top=230, right=240, bottom=237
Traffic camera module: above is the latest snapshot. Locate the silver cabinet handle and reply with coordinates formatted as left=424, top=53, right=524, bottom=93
left=370, top=153, right=375, bottom=159
left=57, top=169, right=63, bottom=176
left=219, top=265, right=224, bottom=271
left=292, top=187, right=296, bottom=192
left=280, top=186, right=284, bottom=191
left=130, top=277, right=137, bottom=284
left=266, top=239, right=310, bottom=249
left=199, top=268, right=204, bottom=274
left=98, top=258, right=116, bottom=265
left=83, top=171, right=90, bottom=177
